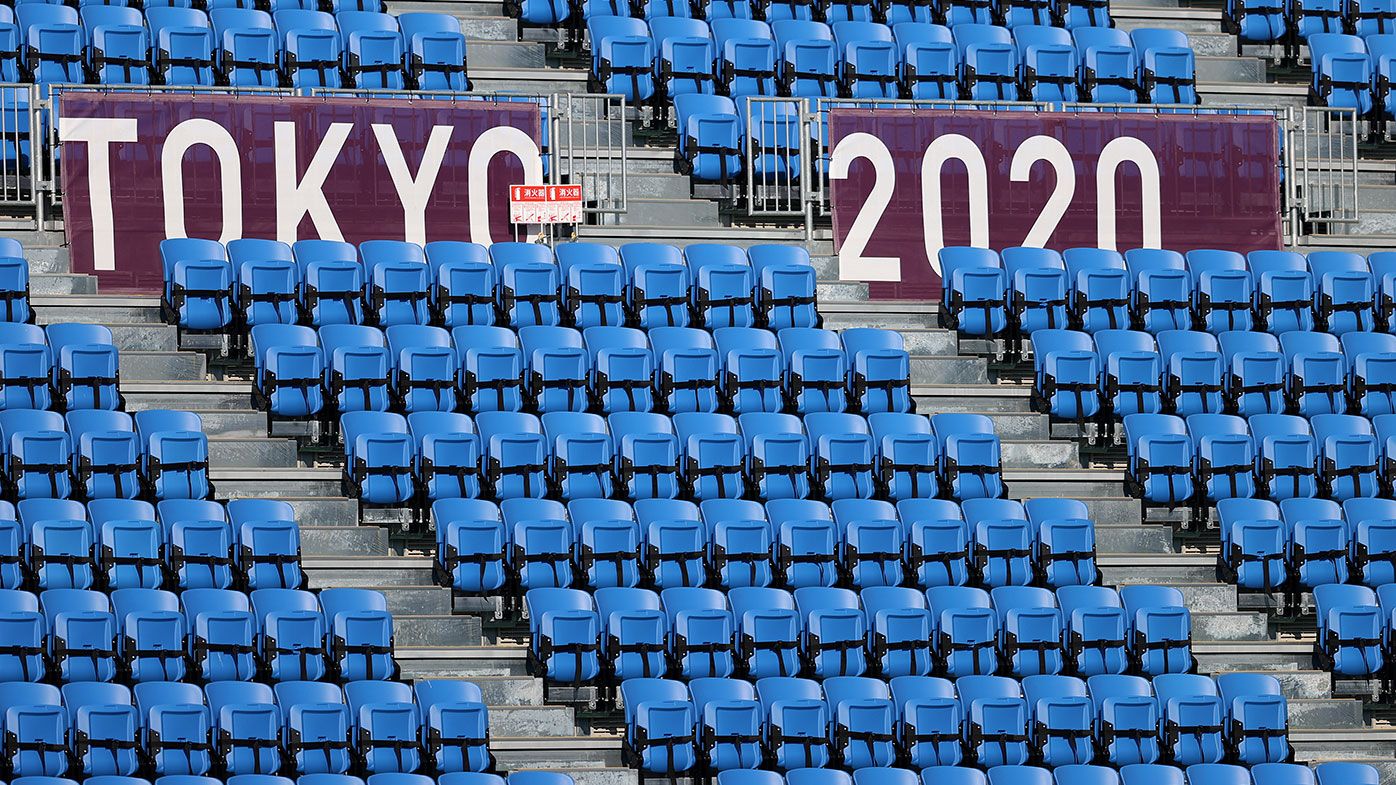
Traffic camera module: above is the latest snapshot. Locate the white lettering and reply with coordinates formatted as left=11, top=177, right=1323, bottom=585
left=275, top=121, right=352, bottom=244
left=162, top=118, right=242, bottom=244
left=467, top=126, right=544, bottom=246
left=58, top=117, right=138, bottom=271
left=372, top=123, right=453, bottom=247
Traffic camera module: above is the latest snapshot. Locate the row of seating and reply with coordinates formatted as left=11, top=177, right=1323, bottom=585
left=0, top=322, right=122, bottom=411
left=942, top=247, right=1394, bottom=340
left=0, top=408, right=210, bottom=502
left=0, top=585, right=395, bottom=683
left=1123, top=412, right=1394, bottom=508
left=341, top=410, right=1005, bottom=506
left=432, top=496, right=1095, bottom=594
left=1218, top=497, right=1396, bottom=593
left=160, top=238, right=820, bottom=334
left=518, top=0, right=1114, bottom=32
left=1226, top=0, right=1394, bottom=44
left=592, top=18, right=1194, bottom=106
left=0, top=496, right=303, bottom=593
left=0, top=5, right=470, bottom=89
left=523, top=583, right=1191, bottom=684
left=617, top=672, right=1286, bottom=775
left=713, top=764, right=1374, bottom=785
left=251, top=324, right=908, bottom=422
left=1031, top=330, right=1396, bottom=424
left=1305, top=32, right=1396, bottom=121
left=0, top=678, right=487, bottom=778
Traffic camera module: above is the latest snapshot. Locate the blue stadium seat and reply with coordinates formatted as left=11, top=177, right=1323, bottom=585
left=1024, top=497, right=1096, bottom=587
left=964, top=498, right=1033, bottom=588
left=1341, top=332, right=1396, bottom=416
left=991, top=586, right=1064, bottom=677
left=1, top=409, right=72, bottom=501
left=1093, top=329, right=1162, bottom=418
left=229, top=239, right=298, bottom=327
left=957, top=675, right=1029, bottom=766
left=588, top=16, right=655, bottom=101
left=795, top=586, right=867, bottom=677
left=228, top=498, right=302, bottom=590
left=432, top=498, right=505, bottom=594
left=251, top=588, right=326, bottom=681
left=1218, top=331, right=1283, bottom=416
left=0, top=323, right=51, bottom=411
left=715, top=328, right=784, bottom=413
left=1125, top=249, right=1190, bottom=332
left=750, top=245, right=818, bottom=329
left=1072, top=27, right=1136, bottom=102
left=608, top=413, right=680, bottom=501
left=408, top=411, right=480, bottom=505
left=1309, top=251, right=1375, bottom=334
left=647, top=328, right=719, bottom=414
left=453, top=326, right=523, bottom=413
left=252, top=325, right=324, bottom=419
left=1250, top=414, right=1319, bottom=500
left=1152, top=675, right=1224, bottom=765
left=597, top=587, right=667, bottom=680
left=205, top=680, right=280, bottom=775
left=1215, top=673, right=1289, bottom=764
left=1123, top=413, right=1193, bottom=509
left=1057, top=585, right=1129, bottom=676
left=927, top=585, right=997, bottom=677
left=156, top=499, right=232, bottom=591
left=504, top=498, right=571, bottom=589
left=779, top=328, right=848, bottom=414
left=1248, top=251, right=1314, bottom=333
left=182, top=587, right=255, bottom=681
left=423, top=242, right=491, bottom=327
left=112, top=587, right=186, bottom=682
left=1314, top=583, right=1383, bottom=676
left=696, top=499, right=770, bottom=591
left=63, top=681, right=139, bottom=776
left=1312, top=413, right=1380, bottom=500
left=1131, top=28, right=1197, bottom=104
left=713, top=18, right=777, bottom=95
left=650, top=17, right=714, bottom=102
left=21, top=4, right=85, bottom=84
left=1314, top=764, right=1379, bottom=785
left=1032, top=329, right=1102, bottom=425
left=1187, top=413, right=1256, bottom=504
left=1157, top=330, right=1224, bottom=416
left=832, top=498, right=899, bottom=584
left=1282, top=331, right=1348, bottom=416
left=319, top=325, right=390, bottom=414
left=1224, top=0, right=1284, bottom=43
left=822, top=676, right=895, bottom=768
left=1186, top=250, right=1253, bottom=333
left=1216, top=498, right=1286, bottom=593
left=584, top=327, right=654, bottom=414
left=1014, top=25, right=1078, bottom=100
left=767, top=498, right=836, bottom=588
left=757, top=676, right=831, bottom=768
left=773, top=19, right=837, bottom=97
left=899, top=498, right=967, bottom=587
left=340, top=412, right=413, bottom=506
left=2, top=681, right=67, bottom=776
left=1065, top=248, right=1130, bottom=332
left=835, top=21, right=899, bottom=97
left=932, top=413, right=1004, bottom=500
left=674, top=94, right=742, bottom=185
left=894, top=21, right=958, bottom=98
left=413, top=680, right=491, bottom=773
left=620, top=678, right=697, bottom=776
left=1087, top=675, right=1159, bottom=765
left=569, top=498, right=640, bottom=588
left=133, top=681, right=214, bottom=774
left=519, top=326, right=588, bottom=413
left=1120, top=585, right=1192, bottom=675
left=524, top=587, right=602, bottom=685
left=343, top=681, right=422, bottom=773
left=274, top=681, right=351, bottom=775
left=1022, top=675, right=1093, bottom=765
left=842, top=329, right=912, bottom=414
left=940, top=247, right=1008, bottom=337
left=387, top=325, right=457, bottom=413
left=294, top=241, right=363, bottom=327
left=320, top=587, right=395, bottom=681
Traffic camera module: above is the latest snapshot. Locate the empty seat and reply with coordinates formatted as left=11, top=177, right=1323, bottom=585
left=524, top=588, right=601, bottom=685
left=320, top=588, right=395, bottom=681
left=252, top=587, right=326, bottom=682
left=1186, top=250, right=1253, bottom=334
left=619, top=678, right=698, bottom=776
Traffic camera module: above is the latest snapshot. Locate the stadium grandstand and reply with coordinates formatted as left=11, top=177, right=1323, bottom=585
left=0, top=2, right=1395, bottom=785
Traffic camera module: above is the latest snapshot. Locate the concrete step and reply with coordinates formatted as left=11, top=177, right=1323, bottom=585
left=915, top=384, right=1034, bottom=414
left=1101, top=553, right=1219, bottom=584
left=470, top=68, right=589, bottom=95
left=1097, top=524, right=1175, bottom=554
left=1196, top=55, right=1268, bottom=83
left=1197, top=669, right=1335, bottom=700
left=1001, top=439, right=1080, bottom=470
left=375, top=585, right=456, bottom=615
left=469, top=41, right=548, bottom=69
left=1190, top=610, right=1271, bottom=641
left=27, top=247, right=69, bottom=275
left=490, top=739, right=623, bottom=772
left=300, top=525, right=388, bottom=557
left=177, top=409, right=267, bottom=438
left=305, top=555, right=436, bottom=587
left=818, top=281, right=869, bottom=301
left=208, top=437, right=298, bottom=469
left=599, top=196, right=721, bottom=227
left=32, top=273, right=96, bottom=296
left=281, top=497, right=361, bottom=528
left=577, top=223, right=805, bottom=248
left=910, top=356, right=989, bottom=385
left=1201, top=80, right=1307, bottom=108
left=211, top=467, right=342, bottom=498
left=489, top=705, right=578, bottom=737
left=1287, top=699, right=1367, bottom=729
left=1022, top=496, right=1140, bottom=522
left=398, top=646, right=530, bottom=679
left=119, top=351, right=206, bottom=381
left=1002, top=468, right=1126, bottom=498
left=459, top=15, right=516, bottom=40
left=123, top=381, right=253, bottom=411
left=1290, top=729, right=1396, bottom=759
left=395, top=613, right=484, bottom=647
left=34, top=296, right=161, bottom=325
left=1194, top=641, right=1315, bottom=672
left=896, top=329, right=959, bottom=356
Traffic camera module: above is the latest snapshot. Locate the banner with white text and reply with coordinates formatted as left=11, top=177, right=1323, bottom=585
left=59, top=92, right=542, bottom=292
left=829, top=109, right=1283, bottom=299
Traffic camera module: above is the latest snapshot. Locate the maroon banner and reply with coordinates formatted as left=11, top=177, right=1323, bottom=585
left=828, top=109, right=1282, bottom=300
left=60, top=93, right=542, bottom=293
